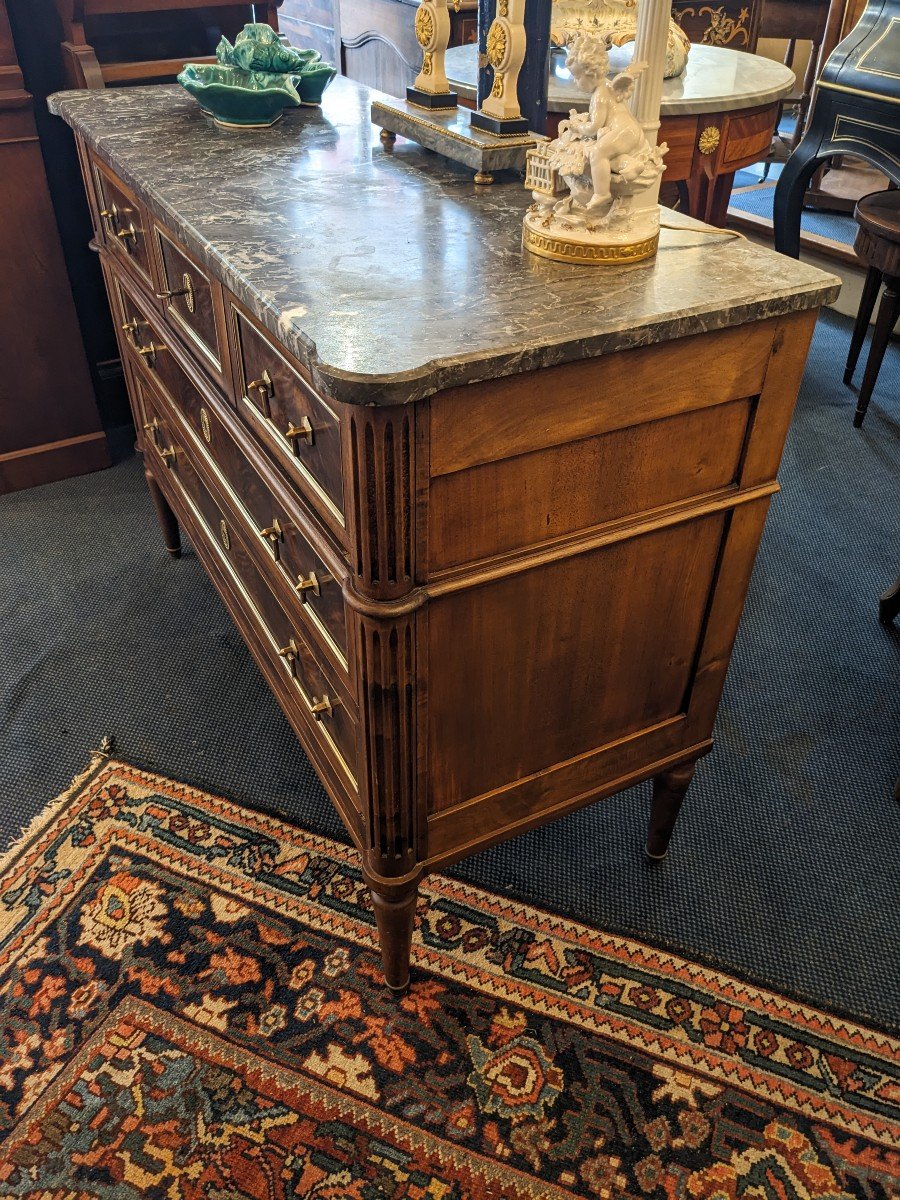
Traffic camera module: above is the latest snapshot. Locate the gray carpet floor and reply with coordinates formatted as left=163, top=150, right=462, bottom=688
left=1, top=309, right=898, bottom=1032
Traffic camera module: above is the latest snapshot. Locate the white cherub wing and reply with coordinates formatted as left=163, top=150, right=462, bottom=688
left=610, top=59, right=647, bottom=100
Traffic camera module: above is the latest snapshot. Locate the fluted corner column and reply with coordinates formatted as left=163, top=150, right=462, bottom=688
left=629, top=0, right=671, bottom=217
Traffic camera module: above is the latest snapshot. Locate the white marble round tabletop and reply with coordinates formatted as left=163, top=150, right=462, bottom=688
left=446, top=42, right=795, bottom=116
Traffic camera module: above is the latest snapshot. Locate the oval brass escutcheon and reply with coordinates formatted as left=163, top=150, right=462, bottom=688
left=182, top=272, right=196, bottom=314
left=219, top=518, right=231, bottom=552
left=199, top=407, right=212, bottom=443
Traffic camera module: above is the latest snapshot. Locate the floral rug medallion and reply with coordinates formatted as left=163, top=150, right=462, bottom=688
left=0, top=758, right=897, bottom=1198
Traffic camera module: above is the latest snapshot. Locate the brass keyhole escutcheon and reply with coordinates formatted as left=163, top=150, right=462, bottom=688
left=219, top=519, right=231, bottom=552
left=182, top=273, right=196, bottom=314
left=199, top=407, right=212, bottom=443
left=157, top=273, right=196, bottom=313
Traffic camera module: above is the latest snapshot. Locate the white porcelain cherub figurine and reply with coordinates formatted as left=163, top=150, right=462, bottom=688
left=545, top=34, right=666, bottom=228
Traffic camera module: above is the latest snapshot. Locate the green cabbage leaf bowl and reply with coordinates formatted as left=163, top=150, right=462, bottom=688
left=217, top=24, right=321, bottom=74
left=177, top=63, right=302, bottom=127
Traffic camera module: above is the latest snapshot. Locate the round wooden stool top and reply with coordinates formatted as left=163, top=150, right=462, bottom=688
left=854, top=190, right=900, bottom=277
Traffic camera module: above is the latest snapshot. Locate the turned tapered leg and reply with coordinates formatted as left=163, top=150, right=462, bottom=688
left=144, top=468, right=181, bottom=558
left=844, top=267, right=882, bottom=386
left=854, top=278, right=900, bottom=429
left=879, top=576, right=900, bottom=625
left=367, top=879, right=418, bottom=995
left=646, top=760, right=697, bottom=860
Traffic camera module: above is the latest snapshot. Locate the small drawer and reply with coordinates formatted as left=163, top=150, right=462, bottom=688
left=230, top=303, right=345, bottom=537
left=137, top=379, right=358, bottom=787
left=154, top=224, right=229, bottom=388
left=93, top=159, right=154, bottom=288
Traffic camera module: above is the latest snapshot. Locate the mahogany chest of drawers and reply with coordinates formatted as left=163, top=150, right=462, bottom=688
left=55, top=80, right=838, bottom=993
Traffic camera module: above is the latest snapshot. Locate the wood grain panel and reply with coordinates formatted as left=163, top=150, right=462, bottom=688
left=429, top=319, right=777, bottom=477
left=721, top=106, right=780, bottom=169
left=426, top=513, right=727, bottom=811
left=428, top=397, right=752, bottom=570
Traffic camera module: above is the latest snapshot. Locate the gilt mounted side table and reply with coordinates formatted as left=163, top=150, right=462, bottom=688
left=447, top=42, right=795, bottom=223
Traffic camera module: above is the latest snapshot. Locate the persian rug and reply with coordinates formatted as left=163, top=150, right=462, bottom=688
left=0, top=759, right=897, bottom=1199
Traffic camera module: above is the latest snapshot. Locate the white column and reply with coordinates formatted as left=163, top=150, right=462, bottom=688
left=629, top=0, right=670, bottom=219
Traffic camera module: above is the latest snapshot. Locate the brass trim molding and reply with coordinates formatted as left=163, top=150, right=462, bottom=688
left=522, top=226, right=659, bottom=265
left=831, top=115, right=900, bottom=171
left=818, top=79, right=900, bottom=107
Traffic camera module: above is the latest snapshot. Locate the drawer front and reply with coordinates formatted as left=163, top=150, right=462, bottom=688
left=201, top=400, right=351, bottom=670
left=93, top=160, right=154, bottom=288
left=154, top=225, right=228, bottom=386
left=138, top=378, right=358, bottom=785
left=114, top=276, right=349, bottom=670
left=230, top=304, right=345, bottom=534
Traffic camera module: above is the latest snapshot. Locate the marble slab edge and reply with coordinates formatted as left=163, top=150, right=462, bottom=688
left=49, top=91, right=841, bottom=409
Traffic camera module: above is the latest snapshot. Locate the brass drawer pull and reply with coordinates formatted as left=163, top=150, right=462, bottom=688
left=156, top=272, right=196, bottom=314
left=277, top=638, right=300, bottom=675
left=99, top=205, right=119, bottom=231
left=116, top=222, right=140, bottom=248
left=137, top=341, right=166, bottom=367
left=121, top=317, right=147, bottom=347
left=259, top=519, right=283, bottom=550
left=142, top=418, right=159, bottom=440
left=294, top=571, right=320, bottom=597
left=247, top=370, right=273, bottom=403
left=157, top=445, right=176, bottom=469
left=310, top=694, right=333, bottom=720
left=247, top=370, right=274, bottom=417
left=284, top=416, right=314, bottom=447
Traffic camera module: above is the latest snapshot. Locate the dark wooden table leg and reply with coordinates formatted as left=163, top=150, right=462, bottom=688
left=367, top=877, right=419, bottom=996
left=844, top=265, right=882, bottom=386
left=879, top=576, right=900, bottom=625
left=854, top=276, right=900, bottom=428
left=144, top=466, right=181, bottom=558
left=646, top=760, right=697, bottom=860
left=774, top=142, right=825, bottom=257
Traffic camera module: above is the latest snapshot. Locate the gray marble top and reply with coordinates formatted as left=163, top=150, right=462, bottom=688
left=50, top=78, right=837, bottom=407
left=447, top=42, right=795, bottom=116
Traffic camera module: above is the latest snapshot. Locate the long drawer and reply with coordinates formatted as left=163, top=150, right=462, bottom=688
left=92, top=157, right=156, bottom=292
left=151, top=220, right=232, bottom=395
left=229, top=298, right=346, bottom=544
left=110, top=266, right=351, bottom=679
left=136, top=373, right=359, bottom=790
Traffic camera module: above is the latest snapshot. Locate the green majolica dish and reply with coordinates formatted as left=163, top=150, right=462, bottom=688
left=217, top=23, right=320, bottom=74
left=294, top=60, right=337, bottom=105
left=177, top=64, right=302, bottom=128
